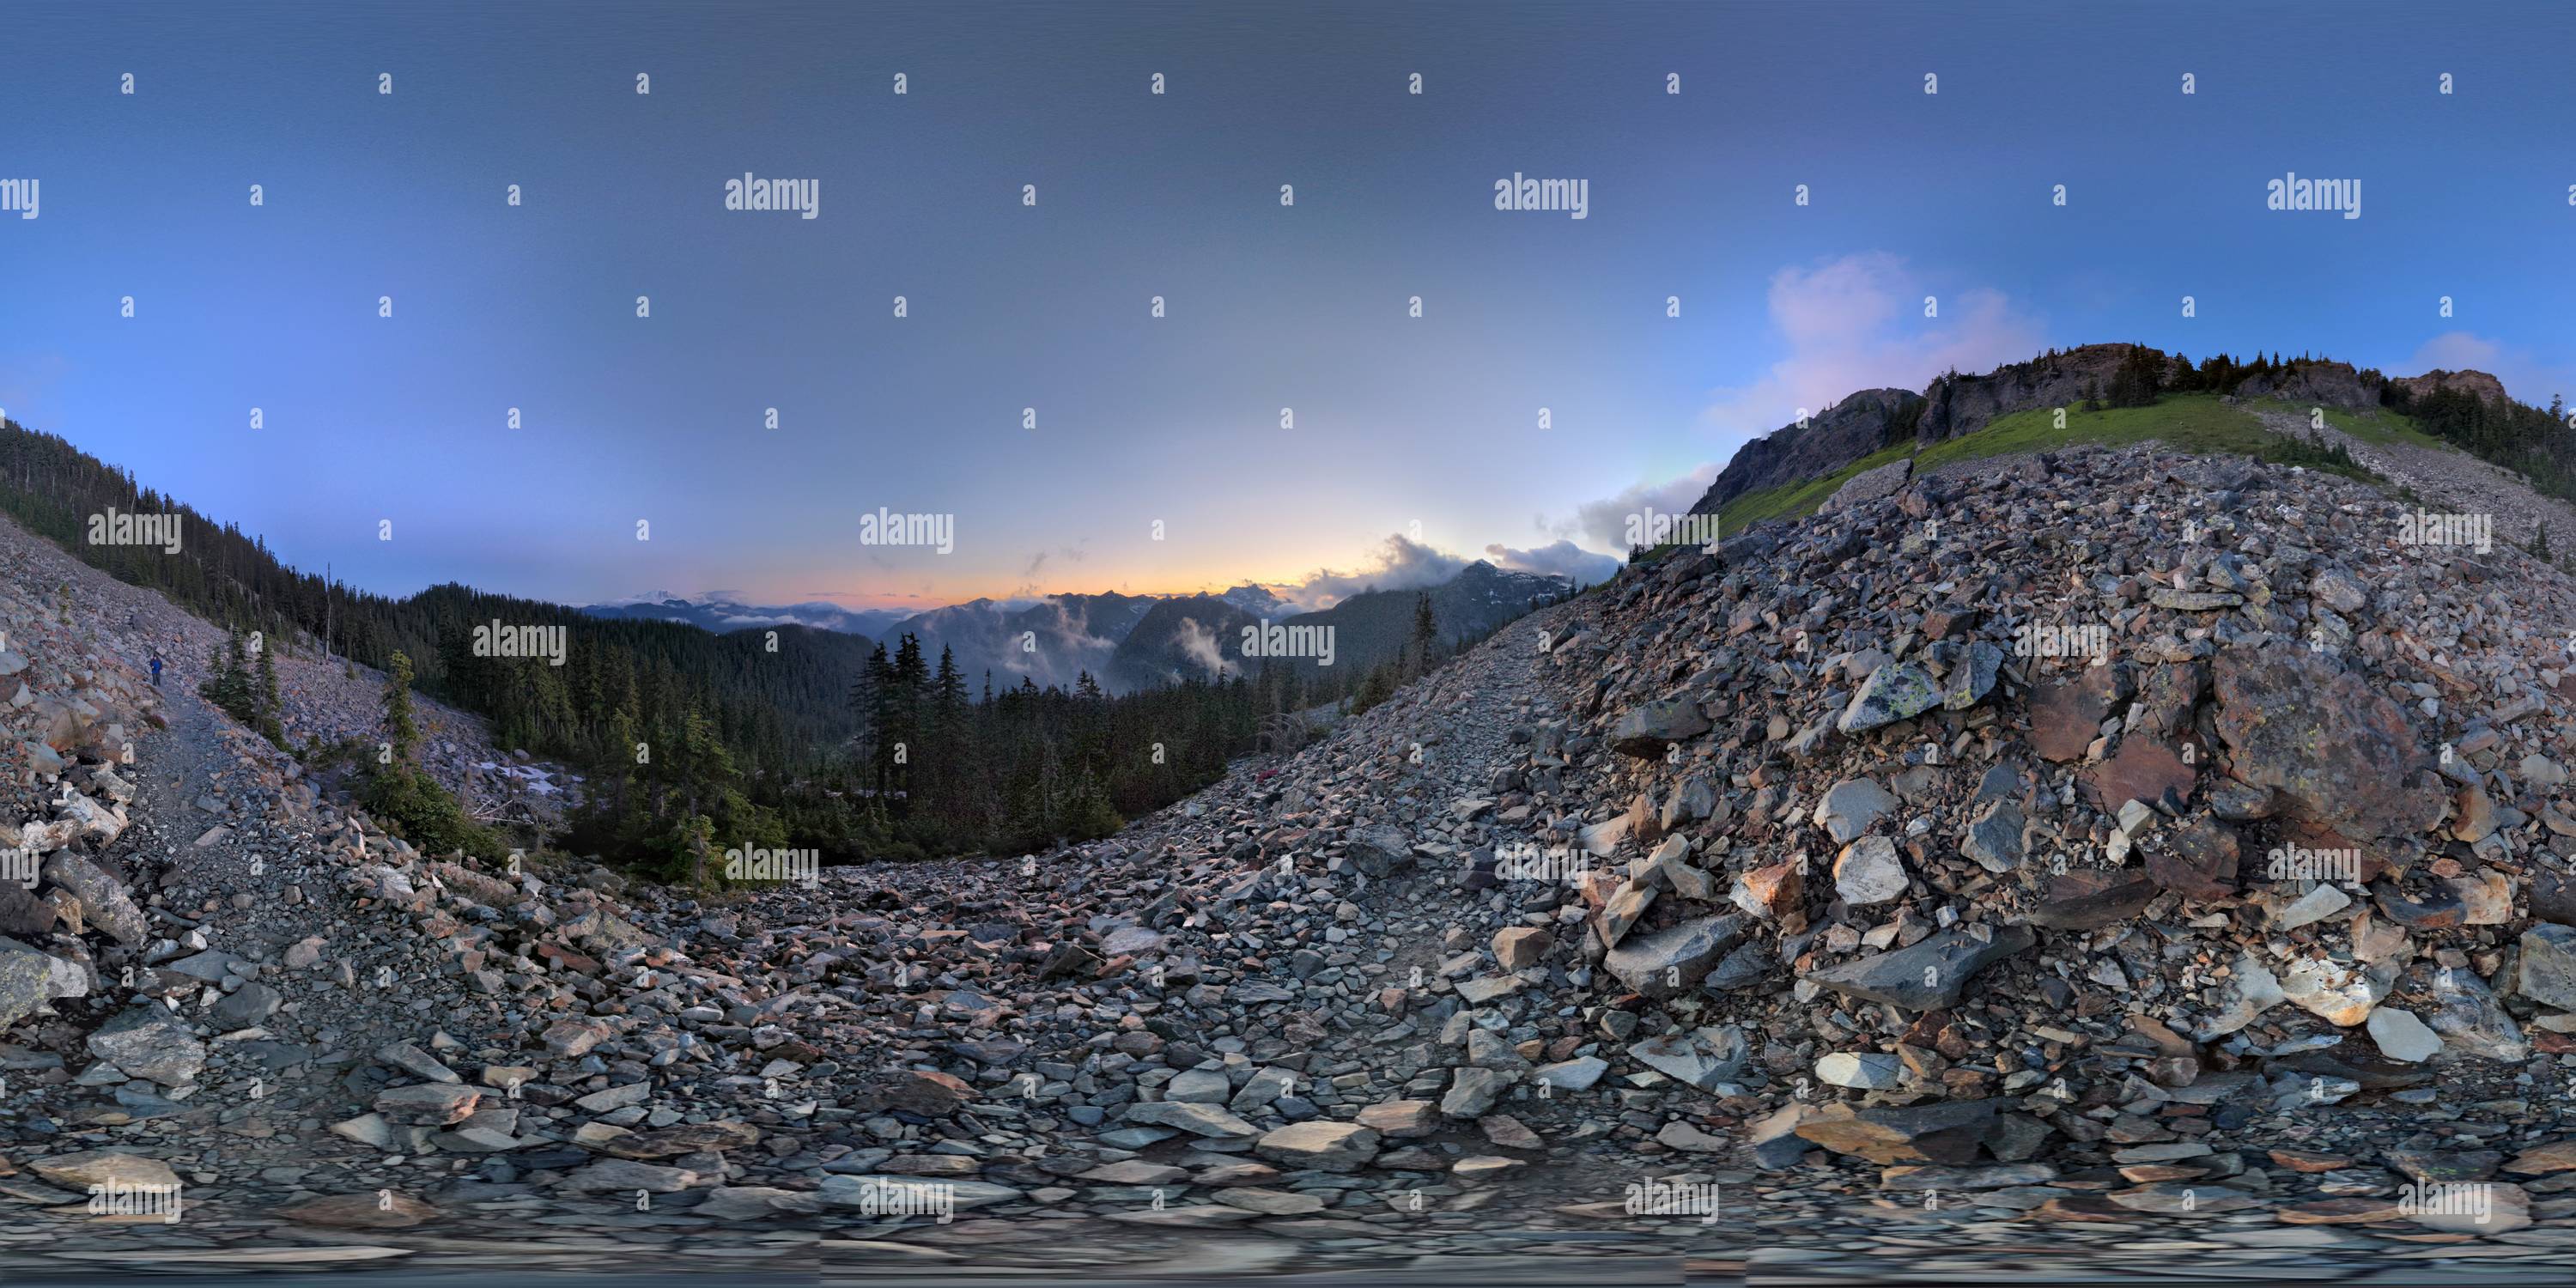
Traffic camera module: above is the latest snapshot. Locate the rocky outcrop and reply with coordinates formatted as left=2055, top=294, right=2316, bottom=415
left=1913, top=343, right=2158, bottom=440
left=1689, top=387, right=1923, bottom=514
left=2391, top=368, right=2509, bottom=406
left=2229, top=358, right=2383, bottom=408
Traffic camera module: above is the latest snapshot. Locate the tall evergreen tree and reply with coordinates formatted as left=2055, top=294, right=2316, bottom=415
left=254, top=634, right=284, bottom=746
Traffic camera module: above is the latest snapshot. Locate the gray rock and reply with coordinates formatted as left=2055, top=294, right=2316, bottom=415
left=2196, top=954, right=2287, bottom=1040
left=1441, top=1066, right=1513, bottom=1118
left=1801, top=925, right=2034, bottom=1011
left=40, top=852, right=147, bottom=946
left=377, top=1041, right=462, bottom=1084
left=1123, top=1100, right=1258, bottom=1139
left=2366, top=1006, right=2442, bottom=1063
left=1603, top=914, right=1747, bottom=999
left=1252, top=1121, right=1380, bottom=1172
left=1531, top=1056, right=1607, bottom=1091
left=1813, top=777, right=1899, bottom=842
left=1941, top=641, right=2005, bottom=710
left=561, top=1160, right=699, bottom=1193
left=1346, top=826, right=1414, bottom=878
left=1609, top=697, right=1711, bottom=758
left=0, top=936, right=72, bottom=1028
left=2272, top=883, right=2353, bottom=932
left=1959, top=798, right=2026, bottom=873
left=1163, top=1067, right=1231, bottom=1103
left=1832, top=835, right=1909, bottom=907
left=1628, top=1026, right=1747, bottom=1090
left=2517, top=925, right=2576, bottom=1011
left=1838, top=663, right=1943, bottom=734
left=211, top=980, right=283, bottom=1028
left=2428, top=963, right=2526, bottom=1060
left=86, top=1004, right=206, bottom=1085
left=1228, top=1066, right=1297, bottom=1113
left=163, top=950, right=252, bottom=982
left=1816, top=1051, right=1904, bottom=1089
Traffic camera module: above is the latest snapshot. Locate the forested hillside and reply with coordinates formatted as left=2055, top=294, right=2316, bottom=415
left=0, top=417, right=1304, bottom=874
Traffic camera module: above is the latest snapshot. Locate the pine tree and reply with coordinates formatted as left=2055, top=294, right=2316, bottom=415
left=1406, top=592, right=1440, bottom=679
left=381, top=650, right=420, bottom=763
left=254, top=634, right=284, bottom=746
left=200, top=624, right=256, bottom=723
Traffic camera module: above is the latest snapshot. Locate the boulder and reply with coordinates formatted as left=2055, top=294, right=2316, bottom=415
left=1832, top=835, right=1909, bottom=907
left=40, top=852, right=147, bottom=946
left=2025, top=870, right=2155, bottom=930
left=1609, top=698, right=1710, bottom=758
left=1253, top=1121, right=1380, bottom=1172
left=1838, top=664, right=1942, bottom=734
left=87, top=1004, right=206, bottom=1085
left=1812, top=778, right=1897, bottom=843
left=1793, top=1098, right=2001, bottom=1165
left=2028, top=665, right=2129, bottom=762
left=2209, top=646, right=2445, bottom=839
left=1346, top=826, right=1414, bottom=877
left=1603, top=914, right=1747, bottom=999
left=1802, top=926, right=2034, bottom=1011
left=2516, top=925, right=2576, bottom=1011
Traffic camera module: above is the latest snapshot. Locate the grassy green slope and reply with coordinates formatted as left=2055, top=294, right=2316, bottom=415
left=1705, top=393, right=2399, bottom=538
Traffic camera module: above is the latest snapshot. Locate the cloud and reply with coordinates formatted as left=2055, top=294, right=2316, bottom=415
left=1264, top=533, right=1468, bottom=613
left=1539, top=253, right=2043, bottom=568
left=1171, top=617, right=1236, bottom=680
left=1700, top=252, right=2045, bottom=443
left=1558, top=464, right=1720, bottom=556
left=1485, top=539, right=1619, bottom=586
left=2401, top=332, right=2575, bottom=409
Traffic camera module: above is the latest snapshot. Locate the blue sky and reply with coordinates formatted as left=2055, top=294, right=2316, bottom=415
left=5, top=0, right=2572, bottom=613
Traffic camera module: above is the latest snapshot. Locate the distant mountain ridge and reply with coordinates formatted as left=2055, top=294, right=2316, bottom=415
left=582, top=563, right=1573, bottom=697
left=582, top=593, right=915, bottom=639
left=1110, top=561, right=1571, bottom=690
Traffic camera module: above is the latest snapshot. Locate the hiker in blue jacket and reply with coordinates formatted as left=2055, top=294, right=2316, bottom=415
left=149, top=654, right=162, bottom=687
